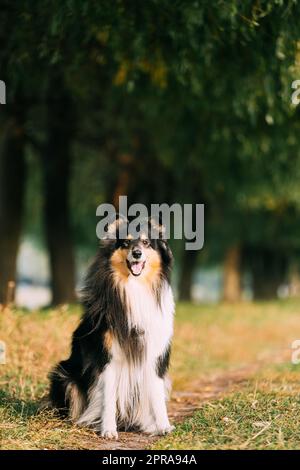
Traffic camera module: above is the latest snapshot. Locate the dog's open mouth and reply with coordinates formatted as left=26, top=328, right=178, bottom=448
left=126, top=260, right=146, bottom=276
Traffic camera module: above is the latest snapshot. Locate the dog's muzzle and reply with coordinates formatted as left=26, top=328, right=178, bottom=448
left=127, top=247, right=146, bottom=276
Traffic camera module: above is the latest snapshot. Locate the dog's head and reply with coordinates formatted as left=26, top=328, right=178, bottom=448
left=102, top=216, right=173, bottom=285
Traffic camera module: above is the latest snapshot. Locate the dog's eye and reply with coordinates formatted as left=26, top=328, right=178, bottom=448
left=123, top=240, right=130, bottom=248
left=142, top=239, right=150, bottom=247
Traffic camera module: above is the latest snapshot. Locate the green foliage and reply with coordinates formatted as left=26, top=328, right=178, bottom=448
left=2, top=0, right=300, bottom=260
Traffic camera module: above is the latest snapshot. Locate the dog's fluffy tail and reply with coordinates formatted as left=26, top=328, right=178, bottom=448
left=49, top=360, right=85, bottom=421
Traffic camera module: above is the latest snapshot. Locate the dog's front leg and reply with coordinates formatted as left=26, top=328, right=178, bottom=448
left=148, top=374, right=174, bottom=435
left=101, top=363, right=118, bottom=439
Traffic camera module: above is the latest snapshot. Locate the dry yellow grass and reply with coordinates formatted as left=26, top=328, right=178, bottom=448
left=172, top=301, right=300, bottom=389
left=1, top=300, right=300, bottom=449
left=0, top=305, right=79, bottom=402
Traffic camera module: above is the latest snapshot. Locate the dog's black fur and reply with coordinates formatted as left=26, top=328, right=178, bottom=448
left=49, top=220, right=173, bottom=422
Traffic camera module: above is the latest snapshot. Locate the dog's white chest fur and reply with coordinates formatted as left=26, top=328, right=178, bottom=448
left=122, top=277, right=174, bottom=359
left=111, top=279, right=174, bottom=427
left=78, top=278, right=175, bottom=432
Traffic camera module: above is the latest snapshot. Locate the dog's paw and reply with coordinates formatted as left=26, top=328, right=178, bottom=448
left=101, top=429, right=119, bottom=439
left=145, top=424, right=175, bottom=436
left=155, top=425, right=175, bottom=436
left=143, top=424, right=157, bottom=434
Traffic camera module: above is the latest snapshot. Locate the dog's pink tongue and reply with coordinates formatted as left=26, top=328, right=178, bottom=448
left=131, top=262, right=143, bottom=275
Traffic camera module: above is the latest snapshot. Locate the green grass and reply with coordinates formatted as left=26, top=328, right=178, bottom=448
left=1, top=300, right=300, bottom=449
left=154, top=387, right=300, bottom=450
left=171, top=300, right=300, bottom=388
left=152, top=299, right=300, bottom=450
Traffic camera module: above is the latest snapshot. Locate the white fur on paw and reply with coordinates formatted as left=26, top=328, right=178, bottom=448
left=144, top=424, right=157, bottom=434
left=101, top=430, right=119, bottom=439
left=155, top=425, right=175, bottom=435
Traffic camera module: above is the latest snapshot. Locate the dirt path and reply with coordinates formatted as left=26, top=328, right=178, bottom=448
left=75, top=366, right=256, bottom=450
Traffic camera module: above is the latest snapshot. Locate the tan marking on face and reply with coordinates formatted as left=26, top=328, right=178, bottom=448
left=110, top=242, right=162, bottom=287
left=110, top=247, right=130, bottom=283
left=140, top=247, right=161, bottom=287
left=104, top=330, right=113, bottom=351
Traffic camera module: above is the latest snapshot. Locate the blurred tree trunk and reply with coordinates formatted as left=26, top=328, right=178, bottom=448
left=43, top=74, right=76, bottom=305
left=288, top=261, right=300, bottom=297
left=223, top=245, right=242, bottom=302
left=0, top=108, right=26, bottom=304
left=111, top=153, right=135, bottom=208
left=248, top=248, right=287, bottom=300
left=178, top=249, right=198, bottom=301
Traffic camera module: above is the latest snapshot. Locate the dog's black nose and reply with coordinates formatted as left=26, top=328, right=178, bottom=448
left=132, top=248, right=142, bottom=259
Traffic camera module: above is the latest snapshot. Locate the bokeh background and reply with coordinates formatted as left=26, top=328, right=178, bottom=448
left=1, top=1, right=300, bottom=309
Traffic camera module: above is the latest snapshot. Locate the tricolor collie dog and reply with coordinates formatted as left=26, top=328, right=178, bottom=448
left=49, top=217, right=175, bottom=438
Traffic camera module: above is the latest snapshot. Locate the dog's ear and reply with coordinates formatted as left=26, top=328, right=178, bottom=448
left=102, top=213, right=128, bottom=242
left=157, top=238, right=173, bottom=266
left=148, top=216, right=166, bottom=240
left=148, top=216, right=173, bottom=265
